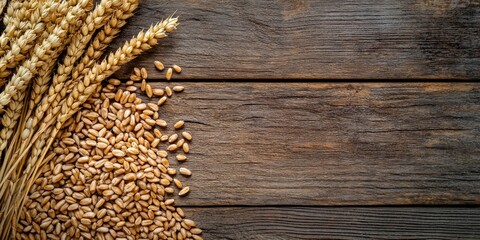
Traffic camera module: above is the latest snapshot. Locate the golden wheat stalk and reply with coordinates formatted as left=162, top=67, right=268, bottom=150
left=71, top=0, right=139, bottom=80
left=0, top=0, right=88, bottom=179
left=29, top=0, right=123, bottom=129
left=11, top=0, right=120, bottom=180
left=1, top=17, right=178, bottom=240
left=0, top=2, right=87, bottom=112
left=26, top=0, right=95, bottom=118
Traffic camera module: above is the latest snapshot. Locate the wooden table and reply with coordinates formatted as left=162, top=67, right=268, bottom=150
left=113, top=1, right=480, bottom=238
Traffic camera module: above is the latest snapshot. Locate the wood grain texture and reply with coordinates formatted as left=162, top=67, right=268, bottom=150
left=110, top=0, right=480, bottom=80
left=138, top=82, right=480, bottom=206
left=186, top=207, right=480, bottom=239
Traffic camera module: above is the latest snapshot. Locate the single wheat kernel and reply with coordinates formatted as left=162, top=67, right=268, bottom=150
left=166, top=68, right=173, bottom=80
left=173, top=64, right=182, bottom=73
left=112, top=149, right=125, bottom=157
left=165, top=199, right=175, bottom=205
left=134, top=67, right=141, bottom=76
left=165, top=86, right=172, bottom=97
left=153, top=88, right=164, bottom=96
left=190, top=228, right=202, bottom=234
left=176, top=154, right=187, bottom=162
left=165, top=187, right=175, bottom=194
left=154, top=61, right=164, bottom=71
left=176, top=139, right=185, bottom=148
left=160, top=179, right=171, bottom=186
left=173, top=86, right=184, bottom=92
left=109, top=79, right=121, bottom=85
left=167, top=168, right=177, bottom=175
left=178, top=187, right=190, bottom=196
left=173, top=179, right=183, bottom=189
left=157, top=96, right=167, bottom=106
left=146, top=84, right=153, bottom=98
left=184, top=219, right=196, bottom=227
left=179, top=168, right=192, bottom=176
left=141, top=67, right=148, bottom=79
left=156, top=119, right=167, bottom=127
left=182, top=131, right=192, bottom=141
left=131, top=74, right=141, bottom=81
left=182, top=142, right=189, bottom=153
left=167, top=144, right=177, bottom=151
left=168, top=133, right=178, bottom=143
left=141, top=79, right=147, bottom=91
left=126, top=86, right=137, bottom=92
left=174, top=120, right=184, bottom=129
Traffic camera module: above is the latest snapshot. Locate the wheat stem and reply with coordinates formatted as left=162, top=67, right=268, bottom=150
left=0, top=0, right=88, bottom=199
left=29, top=0, right=122, bottom=129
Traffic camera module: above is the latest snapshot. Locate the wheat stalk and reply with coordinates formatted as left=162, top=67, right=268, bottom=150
left=0, top=0, right=88, bottom=183
left=0, top=1, right=71, bottom=85
left=71, top=0, right=139, bottom=80
left=26, top=1, right=95, bottom=118
left=11, top=0, right=120, bottom=184
left=2, top=17, right=178, bottom=240
left=29, top=0, right=122, bottom=129
left=0, top=2, right=88, bottom=112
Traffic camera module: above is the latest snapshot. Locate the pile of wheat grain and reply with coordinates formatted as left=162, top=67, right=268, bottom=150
left=0, top=0, right=203, bottom=239
left=16, top=67, right=202, bottom=240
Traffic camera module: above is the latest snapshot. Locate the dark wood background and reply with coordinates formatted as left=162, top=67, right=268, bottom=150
left=113, top=0, right=480, bottom=239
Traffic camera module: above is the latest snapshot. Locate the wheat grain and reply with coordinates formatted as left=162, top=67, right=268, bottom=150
left=173, top=85, right=185, bottom=92
left=154, top=60, right=164, bottom=71
left=182, top=131, right=192, bottom=141
left=179, top=167, right=192, bottom=176
left=166, top=67, right=173, bottom=80
left=16, top=73, right=202, bottom=239
left=178, top=186, right=190, bottom=196
left=174, top=120, right=185, bottom=129
left=173, top=64, right=182, bottom=73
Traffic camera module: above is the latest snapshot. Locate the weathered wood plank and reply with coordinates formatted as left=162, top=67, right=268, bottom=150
left=110, top=0, right=480, bottom=79
left=186, top=207, right=480, bottom=239
left=140, top=82, right=480, bottom=206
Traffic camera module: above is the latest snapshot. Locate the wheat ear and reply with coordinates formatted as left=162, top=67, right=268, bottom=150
left=29, top=0, right=122, bottom=128
left=0, top=1, right=28, bottom=56
left=0, top=0, right=42, bottom=57
left=26, top=0, right=95, bottom=117
left=0, top=0, right=87, bottom=163
left=0, top=4, right=87, bottom=113
left=72, top=0, right=139, bottom=80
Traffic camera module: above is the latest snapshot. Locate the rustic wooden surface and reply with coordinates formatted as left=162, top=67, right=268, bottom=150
left=145, top=82, right=480, bottom=206
left=130, top=82, right=480, bottom=238
left=107, top=0, right=480, bottom=238
left=186, top=207, right=480, bottom=239
left=111, top=0, right=480, bottom=79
